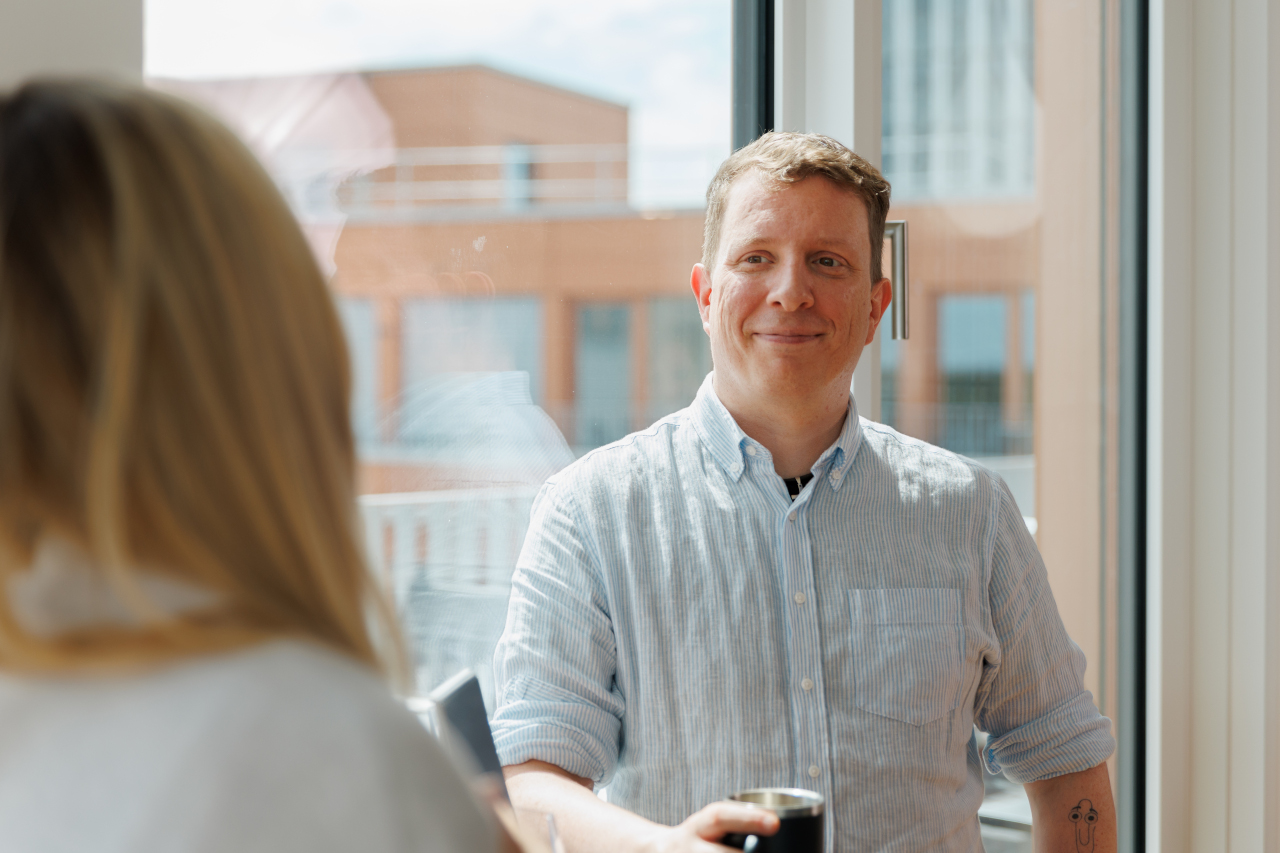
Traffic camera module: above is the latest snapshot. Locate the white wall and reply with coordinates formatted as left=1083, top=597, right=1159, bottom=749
left=1148, top=0, right=1280, bottom=849
left=0, top=0, right=143, bottom=89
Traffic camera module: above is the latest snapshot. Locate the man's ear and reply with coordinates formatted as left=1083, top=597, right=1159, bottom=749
left=691, top=263, right=713, bottom=333
left=864, top=277, right=893, bottom=345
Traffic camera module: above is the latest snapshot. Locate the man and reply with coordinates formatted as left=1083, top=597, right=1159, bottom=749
left=491, top=132, right=1116, bottom=852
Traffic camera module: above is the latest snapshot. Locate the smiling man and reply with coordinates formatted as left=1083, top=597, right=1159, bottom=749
left=491, top=132, right=1116, bottom=853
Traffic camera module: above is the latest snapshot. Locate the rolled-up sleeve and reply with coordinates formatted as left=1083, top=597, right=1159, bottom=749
left=491, top=481, right=625, bottom=785
left=974, top=479, right=1116, bottom=784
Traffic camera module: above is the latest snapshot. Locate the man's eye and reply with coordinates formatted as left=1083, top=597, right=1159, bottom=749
left=816, top=257, right=838, bottom=267
left=745, top=254, right=765, bottom=263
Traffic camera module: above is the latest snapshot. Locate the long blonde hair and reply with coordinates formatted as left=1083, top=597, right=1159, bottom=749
left=0, top=80, right=402, bottom=676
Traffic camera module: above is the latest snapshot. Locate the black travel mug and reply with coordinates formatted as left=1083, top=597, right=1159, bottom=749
left=721, top=788, right=824, bottom=853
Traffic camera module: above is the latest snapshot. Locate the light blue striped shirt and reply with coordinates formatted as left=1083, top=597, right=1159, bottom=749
left=492, top=375, right=1114, bottom=852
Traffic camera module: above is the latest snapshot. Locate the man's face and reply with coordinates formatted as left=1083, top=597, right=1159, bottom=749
left=691, top=171, right=891, bottom=412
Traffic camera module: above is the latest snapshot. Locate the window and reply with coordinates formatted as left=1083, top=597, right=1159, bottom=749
left=145, top=2, right=1142, bottom=845
left=575, top=303, right=632, bottom=451
left=882, top=0, right=1034, bottom=201
left=876, top=0, right=1140, bottom=847
left=648, top=296, right=713, bottom=424
left=147, top=0, right=731, bottom=703
left=337, top=297, right=380, bottom=446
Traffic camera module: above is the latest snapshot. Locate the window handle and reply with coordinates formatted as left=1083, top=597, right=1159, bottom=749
left=885, top=220, right=909, bottom=340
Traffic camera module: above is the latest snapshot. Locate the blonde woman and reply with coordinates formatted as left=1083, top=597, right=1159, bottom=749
left=0, top=80, right=508, bottom=853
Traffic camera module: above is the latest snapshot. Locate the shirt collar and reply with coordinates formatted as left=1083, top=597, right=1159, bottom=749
left=689, top=372, right=865, bottom=487
left=822, top=395, right=863, bottom=491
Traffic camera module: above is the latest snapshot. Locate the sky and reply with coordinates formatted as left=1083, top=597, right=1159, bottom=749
left=145, top=0, right=732, bottom=161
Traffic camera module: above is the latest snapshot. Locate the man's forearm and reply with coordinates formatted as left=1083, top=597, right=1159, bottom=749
left=1024, top=762, right=1116, bottom=853
left=503, top=760, right=779, bottom=853
left=504, top=760, right=664, bottom=853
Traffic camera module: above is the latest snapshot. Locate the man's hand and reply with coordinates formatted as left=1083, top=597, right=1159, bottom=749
left=503, top=760, right=778, bottom=853
left=1023, top=762, right=1115, bottom=853
left=651, top=802, right=780, bottom=853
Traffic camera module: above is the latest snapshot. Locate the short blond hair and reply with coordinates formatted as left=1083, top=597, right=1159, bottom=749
left=702, top=131, right=892, bottom=281
left=0, top=80, right=402, bottom=676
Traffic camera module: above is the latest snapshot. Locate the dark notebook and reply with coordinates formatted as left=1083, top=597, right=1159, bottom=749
left=427, top=669, right=509, bottom=800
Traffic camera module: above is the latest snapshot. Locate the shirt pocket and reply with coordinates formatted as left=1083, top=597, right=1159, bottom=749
left=848, top=588, right=964, bottom=726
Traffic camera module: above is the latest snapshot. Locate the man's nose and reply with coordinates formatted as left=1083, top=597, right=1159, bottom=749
left=768, top=257, right=816, bottom=311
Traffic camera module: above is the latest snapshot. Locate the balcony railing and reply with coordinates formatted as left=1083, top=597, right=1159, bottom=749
left=333, top=142, right=626, bottom=221
left=361, top=486, right=538, bottom=697
left=275, top=143, right=726, bottom=222
left=360, top=486, right=538, bottom=601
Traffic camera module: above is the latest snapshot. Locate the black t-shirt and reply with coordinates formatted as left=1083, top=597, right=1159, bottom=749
left=784, top=473, right=814, bottom=501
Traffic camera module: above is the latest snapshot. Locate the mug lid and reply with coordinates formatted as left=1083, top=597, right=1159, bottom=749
left=729, top=787, right=824, bottom=817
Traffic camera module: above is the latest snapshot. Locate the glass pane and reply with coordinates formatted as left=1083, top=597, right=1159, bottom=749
left=879, top=0, right=1126, bottom=848
left=146, top=1, right=730, bottom=704
left=648, top=296, right=714, bottom=425
left=575, top=303, right=632, bottom=452
left=336, top=297, right=380, bottom=446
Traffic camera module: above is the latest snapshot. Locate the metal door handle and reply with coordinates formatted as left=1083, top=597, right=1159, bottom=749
left=885, top=220, right=909, bottom=339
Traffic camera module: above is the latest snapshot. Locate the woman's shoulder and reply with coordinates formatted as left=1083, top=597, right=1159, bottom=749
left=0, top=640, right=497, bottom=853
left=96, top=639, right=418, bottom=759
left=204, top=638, right=410, bottom=726
left=200, top=641, right=499, bottom=851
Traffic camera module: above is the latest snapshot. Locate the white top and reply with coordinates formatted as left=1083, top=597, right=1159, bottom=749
left=0, top=543, right=496, bottom=853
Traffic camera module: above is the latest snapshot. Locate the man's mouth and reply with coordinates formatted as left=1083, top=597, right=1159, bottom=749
left=754, top=331, right=823, bottom=343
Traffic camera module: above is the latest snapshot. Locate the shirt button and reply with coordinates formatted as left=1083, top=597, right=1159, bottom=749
left=745, top=446, right=757, bottom=456
left=801, top=678, right=814, bottom=691
left=788, top=511, right=797, bottom=522
left=793, top=592, right=806, bottom=604
left=808, top=765, right=821, bottom=778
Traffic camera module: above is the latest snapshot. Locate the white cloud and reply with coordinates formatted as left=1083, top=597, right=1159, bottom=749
left=145, top=0, right=732, bottom=151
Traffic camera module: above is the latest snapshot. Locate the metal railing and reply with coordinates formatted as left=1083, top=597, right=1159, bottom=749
left=360, top=486, right=538, bottom=698
left=878, top=400, right=1033, bottom=458
left=274, top=142, right=731, bottom=221
left=337, top=143, right=630, bottom=219
left=360, top=486, right=538, bottom=601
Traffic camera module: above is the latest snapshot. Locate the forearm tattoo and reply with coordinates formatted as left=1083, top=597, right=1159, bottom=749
left=1068, top=799, right=1099, bottom=852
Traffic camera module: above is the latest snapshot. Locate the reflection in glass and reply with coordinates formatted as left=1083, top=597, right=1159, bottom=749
left=882, top=0, right=1035, bottom=202
left=648, top=296, right=712, bottom=424
left=338, top=298, right=380, bottom=446
left=402, top=298, right=545, bottom=406
left=575, top=304, right=632, bottom=451
left=146, top=0, right=732, bottom=705
left=938, top=294, right=1008, bottom=457
left=878, top=0, right=1128, bottom=847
